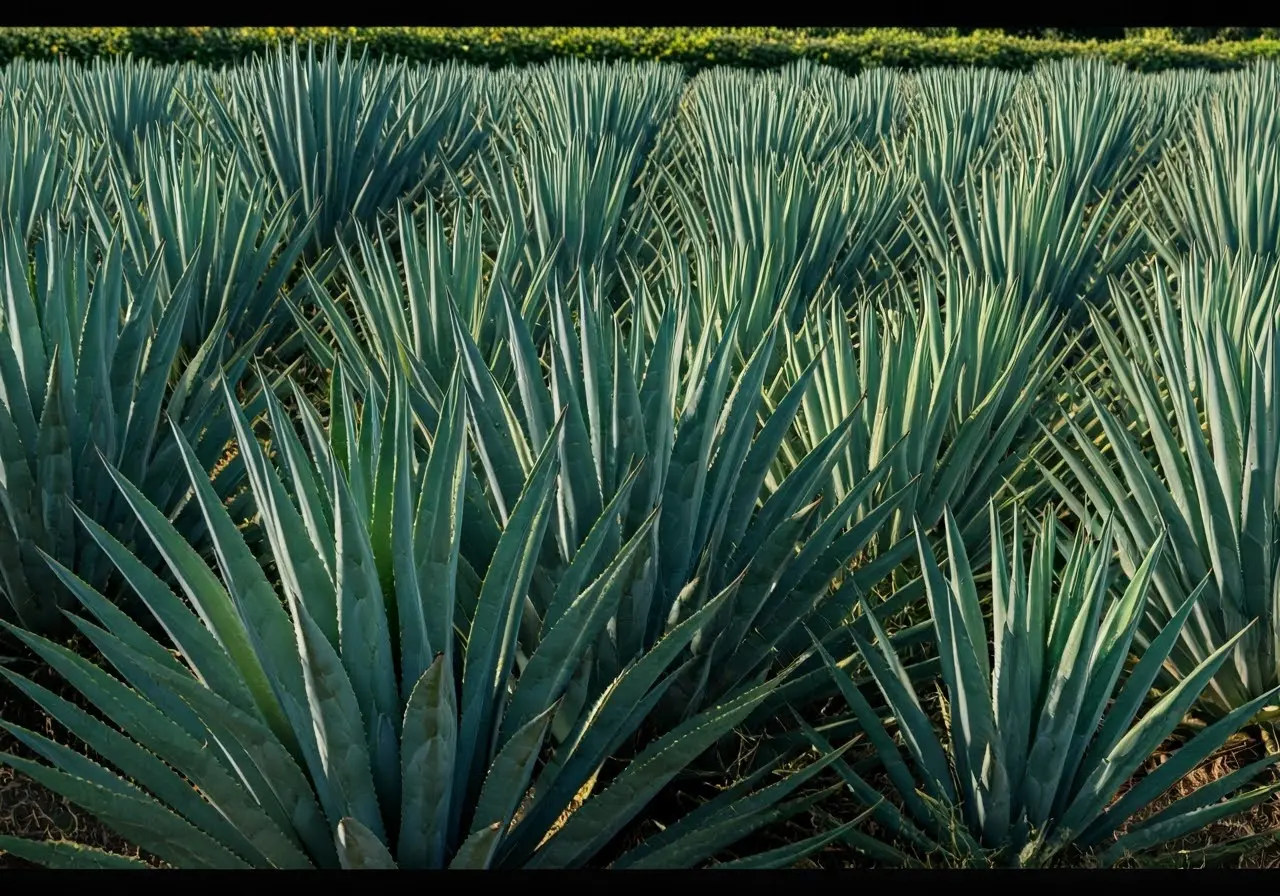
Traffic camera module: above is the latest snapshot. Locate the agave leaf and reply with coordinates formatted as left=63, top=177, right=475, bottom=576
left=1080, top=580, right=1215, bottom=777
left=396, top=652, right=457, bottom=869
left=1101, top=753, right=1280, bottom=864
left=547, top=288, right=604, bottom=557
left=711, top=807, right=874, bottom=870
left=159, top=419, right=333, bottom=775
left=1061, top=623, right=1259, bottom=840
left=34, top=348, right=73, bottom=574
left=796, top=713, right=935, bottom=852
left=501, top=576, right=742, bottom=863
left=811, top=633, right=937, bottom=827
left=720, top=348, right=825, bottom=554
left=540, top=461, right=644, bottom=635
left=450, top=303, right=533, bottom=524
left=64, top=615, right=339, bottom=867
left=0, top=835, right=150, bottom=869
left=336, top=817, right=398, bottom=870
left=405, top=367, right=468, bottom=686
left=449, top=823, right=503, bottom=869
left=503, top=506, right=656, bottom=741
left=529, top=671, right=784, bottom=869
left=331, top=428, right=402, bottom=814
left=99, top=459, right=297, bottom=753
left=470, top=701, right=558, bottom=837
left=1053, top=533, right=1167, bottom=816
left=692, top=316, right=782, bottom=558
left=613, top=743, right=854, bottom=870
left=1, top=225, right=48, bottom=404
left=260, top=374, right=337, bottom=583
left=610, top=751, right=787, bottom=867
left=288, top=577, right=387, bottom=840
left=1076, top=682, right=1280, bottom=847
left=44, top=527, right=258, bottom=721
left=0, top=747, right=249, bottom=870
left=855, top=566, right=955, bottom=803
left=657, top=305, right=743, bottom=602
left=0, top=641, right=310, bottom=869
left=454, top=414, right=563, bottom=834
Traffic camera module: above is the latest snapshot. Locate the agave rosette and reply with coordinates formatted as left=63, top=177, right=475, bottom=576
left=810, top=504, right=1280, bottom=867
left=0, top=220, right=260, bottom=633
left=1041, top=252, right=1280, bottom=717
left=1008, top=57, right=1167, bottom=201
left=0, top=366, right=842, bottom=868
left=1139, top=72, right=1280, bottom=266
left=81, top=128, right=314, bottom=353
left=201, top=42, right=475, bottom=258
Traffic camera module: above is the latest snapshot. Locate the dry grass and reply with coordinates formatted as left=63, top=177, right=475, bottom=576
left=536, top=769, right=602, bottom=849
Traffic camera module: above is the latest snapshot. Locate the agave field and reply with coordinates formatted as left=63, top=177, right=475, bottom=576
left=2, top=43, right=1280, bottom=869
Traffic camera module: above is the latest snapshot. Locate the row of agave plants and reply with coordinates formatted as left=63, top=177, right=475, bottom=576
left=0, top=43, right=1279, bottom=869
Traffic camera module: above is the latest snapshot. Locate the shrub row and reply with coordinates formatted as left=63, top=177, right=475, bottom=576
left=3, top=27, right=1280, bottom=72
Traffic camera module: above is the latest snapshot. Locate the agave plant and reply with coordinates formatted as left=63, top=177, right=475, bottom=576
left=801, top=63, right=906, bottom=155
left=667, top=147, right=907, bottom=350
left=81, top=127, right=314, bottom=353
left=311, top=195, right=535, bottom=396
left=657, top=70, right=909, bottom=344
left=0, top=366, right=844, bottom=869
left=0, top=58, right=66, bottom=105
left=1137, top=65, right=1224, bottom=120
left=0, top=219, right=258, bottom=633
left=482, top=292, right=921, bottom=720
left=1139, top=76, right=1280, bottom=266
left=904, top=66, right=1020, bottom=212
left=1007, top=58, right=1167, bottom=201
left=778, top=265, right=1063, bottom=579
left=62, top=56, right=196, bottom=179
left=807, top=504, right=1280, bottom=868
left=201, top=41, right=478, bottom=258
left=292, top=201, right=923, bottom=724
left=738, top=265, right=1065, bottom=719
left=467, top=60, right=683, bottom=302
left=911, top=155, right=1142, bottom=317
left=0, top=95, right=82, bottom=243
left=395, top=59, right=493, bottom=190
left=675, top=65, right=888, bottom=170
left=1041, top=253, right=1280, bottom=718
left=472, top=128, right=659, bottom=303
left=493, top=58, right=683, bottom=153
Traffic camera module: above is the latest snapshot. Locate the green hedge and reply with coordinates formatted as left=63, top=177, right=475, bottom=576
left=4, top=27, right=1280, bottom=72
